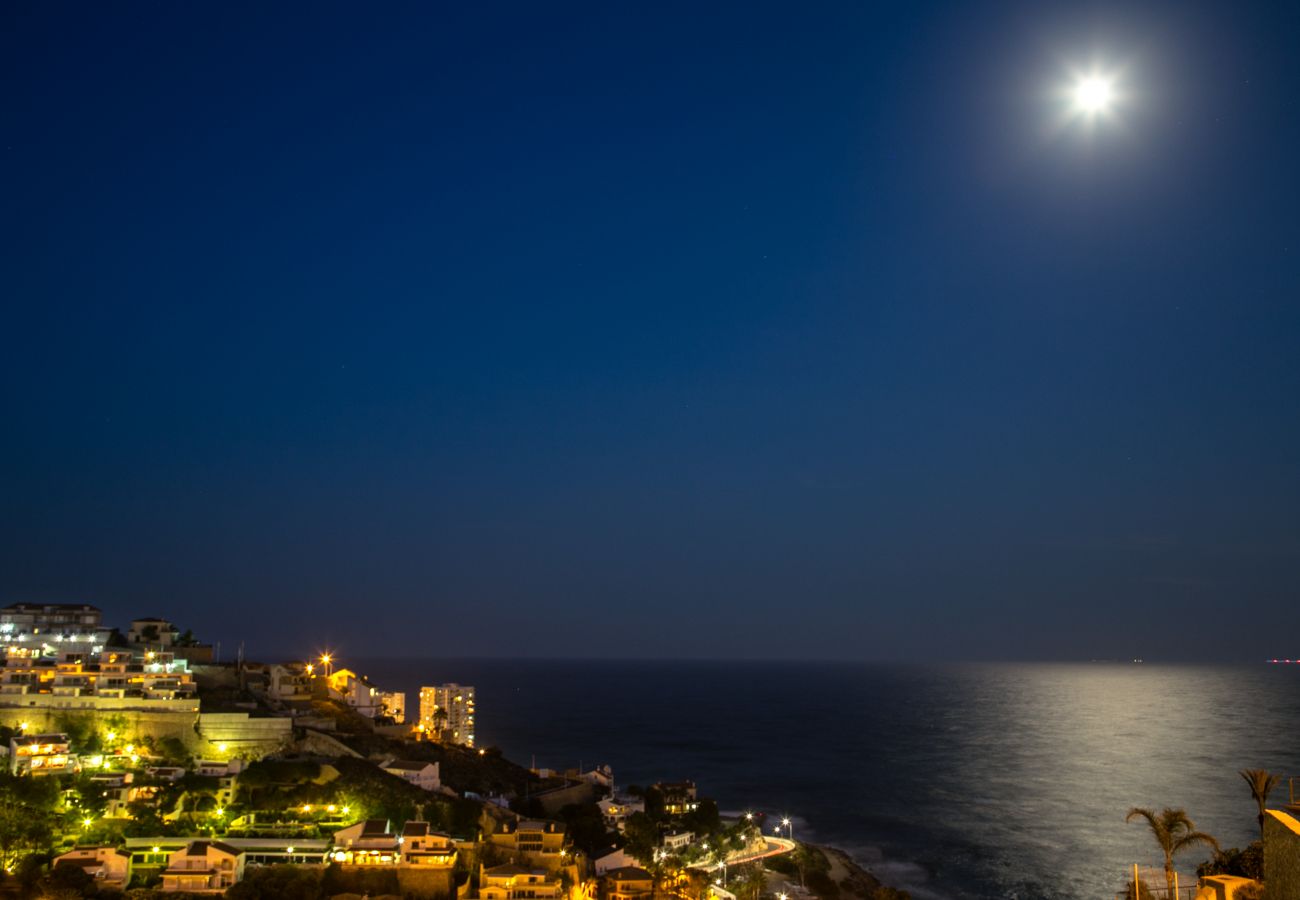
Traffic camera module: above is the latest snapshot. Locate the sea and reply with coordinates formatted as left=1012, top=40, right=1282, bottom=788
left=351, top=659, right=1300, bottom=900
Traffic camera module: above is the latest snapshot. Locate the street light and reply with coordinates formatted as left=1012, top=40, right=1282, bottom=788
left=781, top=817, right=793, bottom=843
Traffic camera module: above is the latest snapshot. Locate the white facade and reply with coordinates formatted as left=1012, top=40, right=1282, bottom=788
left=380, top=759, right=441, bottom=792
left=661, top=831, right=693, bottom=851
left=53, top=846, right=132, bottom=888
left=327, top=669, right=382, bottom=718
left=598, top=795, right=645, bottom=832
left=160, top=840, right=245, bottom=893
left=0, top=603, right=112, bottom=659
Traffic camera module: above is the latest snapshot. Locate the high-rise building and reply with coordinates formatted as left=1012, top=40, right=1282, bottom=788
left=418, top=683, right=475, bottom=746
left=379, top=690, right=406, bottom=723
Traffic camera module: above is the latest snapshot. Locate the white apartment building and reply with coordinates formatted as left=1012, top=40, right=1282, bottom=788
left=418, top=683, right=475, bottom=747
left=0, top=603, right=113, bottom=659
left=379, top=690, right=406, bottom=723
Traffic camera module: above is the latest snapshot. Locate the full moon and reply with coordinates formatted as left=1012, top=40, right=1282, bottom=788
left=1072, top=76, right=1115, bottom=114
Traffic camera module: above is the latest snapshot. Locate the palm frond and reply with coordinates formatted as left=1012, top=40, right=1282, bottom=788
left=1171, top=830, right=1219, bottom=856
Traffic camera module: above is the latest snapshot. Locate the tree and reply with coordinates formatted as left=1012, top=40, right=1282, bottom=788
left=1239, top=769, right=1281, bottom=844
left=732, top=861, right=766, bottom=900
left=622, top=811, right=659, bottom=864
left=226, top=864, right=322, bottom=900
left=41, top=860, right=97, bottom=899
left=0, top=775, right=58, bottom=871
left=1125, top=807, right=1219, bottom=900
left=1197, top=842, right=1264, bottom=881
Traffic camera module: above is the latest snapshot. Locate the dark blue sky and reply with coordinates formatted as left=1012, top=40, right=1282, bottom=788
left=4, top=1, right=1298, bottom=661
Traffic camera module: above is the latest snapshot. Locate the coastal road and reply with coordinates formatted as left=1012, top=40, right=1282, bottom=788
left=690, top=836, right=795, bottom=871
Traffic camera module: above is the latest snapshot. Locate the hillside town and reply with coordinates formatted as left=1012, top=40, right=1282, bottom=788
left=0, top=603, right=886, bottom=900
left=4, top=603, right=1299, bottom=900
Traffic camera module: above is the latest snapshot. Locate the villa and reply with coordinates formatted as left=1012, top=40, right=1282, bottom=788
left=602, top=866, right=654, bottom=900
left=9, top=732, right=73, bottom=776
left=52, top=846, right=132, bottom=889
left=490, top=820, right=570, bottom=871
left=159, top=840, right=245, bottom=893
left=480, top=863, right=563, bottom=900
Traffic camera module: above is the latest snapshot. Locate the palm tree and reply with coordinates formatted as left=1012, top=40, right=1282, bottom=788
left=1126, top=807, right=1219, bottom=899
left=1239, top=768, right=1281, bottom=843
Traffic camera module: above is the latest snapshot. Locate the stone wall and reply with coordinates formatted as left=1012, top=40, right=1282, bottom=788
left=0, top=706, right=198, bottom=743
left=0, top=707, right=293, bottom=759
left=196, top=712, right=293, bottom=757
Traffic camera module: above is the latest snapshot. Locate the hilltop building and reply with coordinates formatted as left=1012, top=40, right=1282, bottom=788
left=327, top=668, right=382, bottom=718
left=266, top=662, right=313, bottom=705
left=0, top=648, right=198, bottom=711
left=126, top=617, right=214, bottom=663
left=653, top=781, right=699, bottom=815
left=418, top=683, right=475, bottom=746
left=0, top=603, right=112, bottom=659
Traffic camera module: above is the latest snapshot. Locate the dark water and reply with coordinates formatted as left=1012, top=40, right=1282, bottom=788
left=352, top=659, right=1300, bottom=900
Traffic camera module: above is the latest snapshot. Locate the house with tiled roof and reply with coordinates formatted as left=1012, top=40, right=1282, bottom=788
left=480, top=863, right=563, bottom=900
left=602, top=867, right=654, bottom=900
left=160, top=840, right=245, bottom=893
left=400, top=821, right=458, bottom=867
left=380, top=758, right=442, bottom=792
left=52, top=846, right=132, bottom=889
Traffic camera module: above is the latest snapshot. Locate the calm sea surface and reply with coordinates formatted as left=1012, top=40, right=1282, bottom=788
left=351, top=660, right=1300, bottom=900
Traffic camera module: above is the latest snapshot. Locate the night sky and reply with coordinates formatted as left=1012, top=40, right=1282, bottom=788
left=4, top=2, right=1298, bottom=661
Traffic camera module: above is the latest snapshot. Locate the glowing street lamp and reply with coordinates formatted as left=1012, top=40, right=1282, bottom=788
left=320, top=653, right=334, bottom=677
left=781, top=817, right=793, bottom=843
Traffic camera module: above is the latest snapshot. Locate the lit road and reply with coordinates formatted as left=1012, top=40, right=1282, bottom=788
left=689, top=837, right=796, bottom=870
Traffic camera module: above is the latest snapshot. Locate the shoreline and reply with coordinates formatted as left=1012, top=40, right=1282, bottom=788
left=760, top=840, right=913, bottom=900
